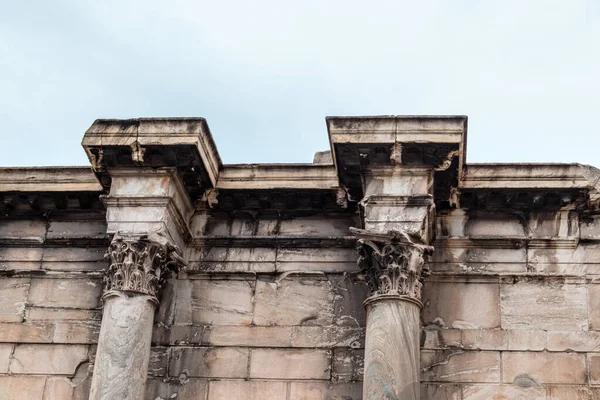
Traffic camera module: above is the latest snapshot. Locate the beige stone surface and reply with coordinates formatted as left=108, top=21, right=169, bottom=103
left=0, top=376, right=47, bottom=400
left=180, top=279, right=254, bottom=325
left=253, top=278, right=334, bottom=326
left=589, top=284, right=600, bottom=330
left=0, top=278, right=29, bottom=322
left=208, top=380, right=288, bottom=400
left=43, top=377, right=75, bottom=400
left=0, top=220, right=46, bottom=241
left=332, top=348, right=364, bottom=382
left=28, top=278, right=102, bottom=309
left=461, top=384, right=547, bottom=399
left=250, top=348, right=332, bottom=379
left=502, top=352, right=586, bottom=384
left=289, top=382, right=363, bottom=400
left=0, top=321, right=54, bottom=343
left=170, top=347, right=249, bottom=378
left=421, top=350, right=500, bottom=383
left=589, top=354, right=600, bottom=385
left=547, top=331, right=600, bottom=352
left=422, top=282, right=501, bottom=329
left=145, top=379, right=208, bottom=400
left=548, top=386, right=600, bottom=399
left=0, top=344, right=12, bottom=373
left=10, top=344, right=88, bottom=375
left=501, top=281, right=587, bottom=330
left=420, top=383, right=461, bottom=400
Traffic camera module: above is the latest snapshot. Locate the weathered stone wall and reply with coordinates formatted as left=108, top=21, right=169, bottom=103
left=0, top=214, right=107, bottom=399
left=147, top=214, right=367, bottom=399
left=421, top=209, right=600, bottom=400
left=3, top=207, right=600, bottom=399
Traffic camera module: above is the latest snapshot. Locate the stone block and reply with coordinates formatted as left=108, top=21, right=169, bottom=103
left=428, top=262, right=527, bottom=275
left=290, top=326, right=364, bottom=349
left=461, top=330, right=505, bottom=350
left=0, top=376, right=47, bottom=400
left=43, top=377, right=74, bottom=400
left=276, top=248, right=358, bottom=273
left=277, top=216, right=354, bottom=236
left=431, top=247, right=526, bottom=264
left=548, top=386, right=600, bottom=399
left=420, top=384, right=461, bottom=400
left=505, top=329, right=546, bottom=351
left=589, top=354, right=600, bottom=385
left=547, top=331, right=600, bottom=352
left=502, top=352, right=586, bottom=384
left=10, top=344, right=88, bottom=375
left=461, top=384, right=547, bottom=400
left=26, top=308, right=101, bottom=321
left=208, top=380, right=288, bottom=400
left=200, top=247, right=276, bottom=272
left=179, top=279, right=255, bottom=325
left=589, top=284, right=600, bottom=330
left=421, top=350, right=500, bottom=383
left=0, top=344, right=12, bottom=373
left=28, top=278, right=102, bottom=309
left=46, top=220, right=107, bottom=239
left=501, top=281, right=587, bottom=330
left=204, top=325, right=292, bottom=347
left=0, top=220, right=46, bottom=242
left=42, top=247, right=106, bottom=262
left=422, top=282, right=500, bottom=329
left=289, top=382, right=363, bottom=400
left=464, top=215, right=526, bottom=237
left=145, top=378, right=208, bottom=400
left=332, top=349, right=364, bottom=382
left=331, top=275, right=368, bottom=327
left=0, top=246, right=43, bottom=261
left=53, top=321, right=101, bottom=344
left=0, top=322, right=54, bottom=343
left=170, top=347, right=249, bottom=378
left=0, top=278, right=29, bottom=322
left=581, top=215, right=600, bottom=240
left=250, top=349, right=332, bottom=380
left=148, top=347, right=168, bottom=377
left=253, top=278, right=334, bottom=326
left=528, top=244, right=600, bottom=264
left=421, top=329, right=462, bottom=350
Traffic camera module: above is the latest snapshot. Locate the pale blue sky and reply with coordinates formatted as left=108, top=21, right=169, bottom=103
left=1, top=1, right=599, bottom=167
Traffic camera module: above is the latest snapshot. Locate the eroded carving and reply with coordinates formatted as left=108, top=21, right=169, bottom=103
left=352, top=228, right=433, bottom=304
left=104, top=235, right=185, bottom=302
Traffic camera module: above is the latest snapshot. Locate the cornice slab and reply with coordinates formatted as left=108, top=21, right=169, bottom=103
left=0, top=167, right=102, bottom=192
left=217, top=164, right=339, bottom=190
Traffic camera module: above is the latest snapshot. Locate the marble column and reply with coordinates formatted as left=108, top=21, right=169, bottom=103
left=89, top=235, right=185, bottom=400
left=354, top=229, right=432, bottom=400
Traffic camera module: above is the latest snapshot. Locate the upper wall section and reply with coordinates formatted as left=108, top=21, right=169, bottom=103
left=1, top=115, right=599, bottom=218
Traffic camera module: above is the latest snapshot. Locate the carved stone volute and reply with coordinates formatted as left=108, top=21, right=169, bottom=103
left=104, top=234, right=186, bottom=303
left=352, top=228, right=433, bottom=307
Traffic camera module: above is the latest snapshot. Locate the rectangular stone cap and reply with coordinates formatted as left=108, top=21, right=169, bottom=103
left=0, top=167, right=102, bottom=192
left=82, top=118, right=222, bottom=188
left=327, top=115, right=467, bottom=144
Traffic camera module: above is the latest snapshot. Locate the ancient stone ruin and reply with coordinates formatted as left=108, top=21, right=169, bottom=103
left=1, top=115, right=599, bottom=399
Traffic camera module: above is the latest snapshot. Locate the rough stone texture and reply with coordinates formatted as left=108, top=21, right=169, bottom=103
left=170, top=347, right=249, bottom=378
left=208, top=381, right=288, bottom=400
left=502, top=352, right=587, bottom=384
left=89, top=293, right=156, bottom=399
left=501, top=281, right=588, bottom=330
left=10, top=344, right=89, bottom=375
left=250, top=349, right=332, bottom=380
left=421, top=351, right=501, bottom=383
left=422, top=281, right=501, bottom=329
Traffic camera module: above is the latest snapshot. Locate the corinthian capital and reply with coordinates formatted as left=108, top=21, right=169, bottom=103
left=351, top=228, right=433, bottom=306
left=103, top=234, right=186, bottom=303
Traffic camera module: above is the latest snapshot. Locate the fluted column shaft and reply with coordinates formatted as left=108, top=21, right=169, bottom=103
left=89, top=235, right=184, bottom=400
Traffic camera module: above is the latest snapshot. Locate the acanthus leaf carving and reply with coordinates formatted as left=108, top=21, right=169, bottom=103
left=352, top=228, right=433, bottom=305
left=104, top=235, right=186, bottom=302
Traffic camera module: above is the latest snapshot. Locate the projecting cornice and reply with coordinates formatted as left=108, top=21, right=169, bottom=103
left=1, top=115, right=599, bottom=215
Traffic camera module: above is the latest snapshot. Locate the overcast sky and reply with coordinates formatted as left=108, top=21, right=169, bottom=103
left=1, top=1, right=599, bottom=167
